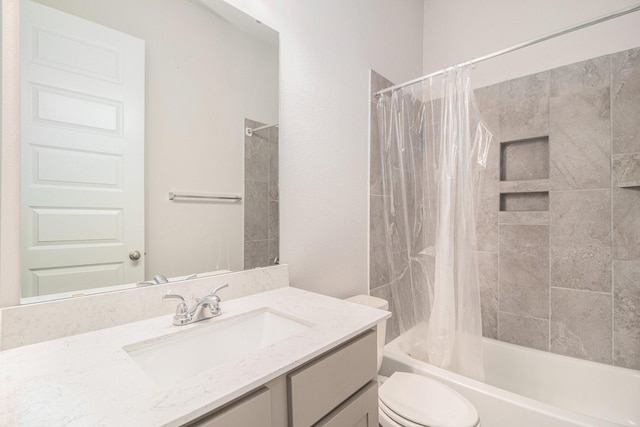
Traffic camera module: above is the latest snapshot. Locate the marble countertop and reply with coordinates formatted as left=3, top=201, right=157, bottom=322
left=0, top=287, right=389, bottom=426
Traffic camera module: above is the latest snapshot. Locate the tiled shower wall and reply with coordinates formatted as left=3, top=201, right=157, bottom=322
left=369, top=46, right=640, bottom=369
left=369, top=71, right=402, bottom=343
left=244, top=118, right=279, bottom=269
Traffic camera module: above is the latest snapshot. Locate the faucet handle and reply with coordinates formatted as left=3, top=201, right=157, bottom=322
left=212, top=284, right=229, bottom=298
left=163, top=292, right=190, bottom=325
left=206, top=284, right=228, bottom=305
left=163, top=293, right=185, bottom=303
left=163, top=292, right=188, bottom=315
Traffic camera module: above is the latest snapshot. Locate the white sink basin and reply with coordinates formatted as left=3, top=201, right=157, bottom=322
left=124, top=308, right=313, bottom=384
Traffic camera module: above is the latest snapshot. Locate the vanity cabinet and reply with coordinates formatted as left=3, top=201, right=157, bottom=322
left=186, top=329, right=377, bottom=427
left=191, top=388, right=272, bottom=427
left=288, top=329, right=377, bottom=426
left=314, top=381, right=378, bottom=427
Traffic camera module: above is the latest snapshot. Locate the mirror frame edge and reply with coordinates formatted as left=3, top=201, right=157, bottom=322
left=0, top=0, right=22, bottom=308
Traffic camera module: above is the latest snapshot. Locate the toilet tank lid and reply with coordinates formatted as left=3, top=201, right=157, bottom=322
left=345, top=295, right=389, bottom=311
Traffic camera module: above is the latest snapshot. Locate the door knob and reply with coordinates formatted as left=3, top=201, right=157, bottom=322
left=129, top=250, right=142, bottom=261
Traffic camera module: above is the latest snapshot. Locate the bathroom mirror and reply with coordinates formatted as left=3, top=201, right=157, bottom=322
left=19, top=0, right=279, bottom=302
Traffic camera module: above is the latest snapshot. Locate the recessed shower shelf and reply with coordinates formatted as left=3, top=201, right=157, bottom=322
left=499, top=136, right=550, bottom=212
left=498, top=211, right=550, bottom=225
left=499, top=179, right=550, bottom=194
left=617, top=181, right=640, bottom=188
left=500, top=192, right=549, bottom=212
left=500, top=136, right=550, bottom=182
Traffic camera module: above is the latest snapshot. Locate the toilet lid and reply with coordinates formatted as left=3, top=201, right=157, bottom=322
left=378, top=372, right=479, bottom=427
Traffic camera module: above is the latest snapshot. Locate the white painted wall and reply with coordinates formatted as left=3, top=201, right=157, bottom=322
left=32, top=0, right=279, bottom=279
left=423, top=0, right=640, bottom=88
left=223, top=0, right=425, bottom=298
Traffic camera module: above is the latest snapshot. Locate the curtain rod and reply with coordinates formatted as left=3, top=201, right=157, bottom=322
left=375, top=3, right=640, bottom=97
left=245, top=123, right=278, bottom=136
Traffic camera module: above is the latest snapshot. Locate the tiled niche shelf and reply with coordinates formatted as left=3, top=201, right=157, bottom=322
left=499, top=136, right=550, bottom=217
left=618, top=181, right=640, bottom=188
left=500, top=192, right=549, bottom=211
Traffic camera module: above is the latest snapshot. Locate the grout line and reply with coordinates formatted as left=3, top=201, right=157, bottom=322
left=548, top=188, right=611, bottom=193
left=611, top=149, right=640, bottom=156
left=610, top=54, right=615, bottom=365
left=497, top=141, right=501, bottom=342
left=548, top=92, right=552, bottom=354
left=498, top=309, right=550, bottom=323
left=549, top=286, right=612, bottom=296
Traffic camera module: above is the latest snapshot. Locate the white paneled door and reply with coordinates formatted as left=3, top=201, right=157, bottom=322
left=21, top=0, right=145, bottom=297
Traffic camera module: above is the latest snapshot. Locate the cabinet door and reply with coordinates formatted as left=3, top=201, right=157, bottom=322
left=191, top=387, right=272, bottom=427
left=288, top=330, right=377, bottom=426
left=314, top=381, right=378, bottom=427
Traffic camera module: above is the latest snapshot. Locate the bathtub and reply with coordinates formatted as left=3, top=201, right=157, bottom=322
left=380, top=332, right=640, bottom=427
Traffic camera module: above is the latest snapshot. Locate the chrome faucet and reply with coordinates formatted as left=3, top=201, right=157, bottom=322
left=163, top=284, right=229, bottom=326
left=136, top=273, right=170, bottom=287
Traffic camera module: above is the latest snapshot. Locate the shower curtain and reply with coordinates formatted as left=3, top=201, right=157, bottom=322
left=376, top=66, right=491, bottom=381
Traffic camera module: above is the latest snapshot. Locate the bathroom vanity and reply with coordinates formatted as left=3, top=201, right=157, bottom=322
left=0, top=287, right=388, bottom=426
left=189, top=330, right=378, bottom=426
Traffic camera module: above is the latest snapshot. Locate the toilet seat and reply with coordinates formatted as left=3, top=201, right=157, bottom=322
left=378, top=372, right=479, bottom=427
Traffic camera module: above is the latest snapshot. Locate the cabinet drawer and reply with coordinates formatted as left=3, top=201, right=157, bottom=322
left=190, top=387, right=272, bottom=427
left=315, top=381, right=378, bottom=427
left=287, top=329, right=376, bottom=426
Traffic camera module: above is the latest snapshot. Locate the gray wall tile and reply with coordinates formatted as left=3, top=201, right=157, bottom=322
left=475, top=99, right=500, bottom=253
left=371, top=70, right=394, bottom=99
left=245, top=120, right=271, bottom=182
left=478, top=252, right=498, bottom=339
left=482, top=109, right=501, bottom=170
left=268, top=200, right=279, bottom=241
left=244, top=180, right=269, bottom=241
left=550, top=288, right=612, bottom=364
left=244, top=240, right=269, bottom=269
left=550, top=55, right=609, bottom=97
left=268, top=134, right=279, bottom=201
left=370, top=102, right=384, bottom=196
left=550, top=190, right=611, bottom=292
left=499, top=224, right=549, bottom=319
left=370, top=195, right=390, bottom=289
left=370, top=70, right=394, bottom=197
left=476, top=166, right=499, bottom=252
left=499, top=72, right=550, bottom=141
left=245, top=119, right=278, bottom=267
left=498, top=311, right=549, bottom=351
left=613, top=260, right=640, bottom=369
left=268, top=239, right=278, bottom=266
left=613, top=153, right=640, bottom=187
left=613, top=187, right=640, bottom=260
left=474, top=84, right=501, bottom=112
left=549, top=89, right=611, bottom=190
left=612, top=47, right=640, bottom=154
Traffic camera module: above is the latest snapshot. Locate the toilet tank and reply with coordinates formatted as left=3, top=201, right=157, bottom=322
left=345, top=295, right=388, bottom=371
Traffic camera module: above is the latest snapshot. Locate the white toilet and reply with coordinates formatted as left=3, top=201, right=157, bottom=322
left=346, top=295, right=480, bottom=427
